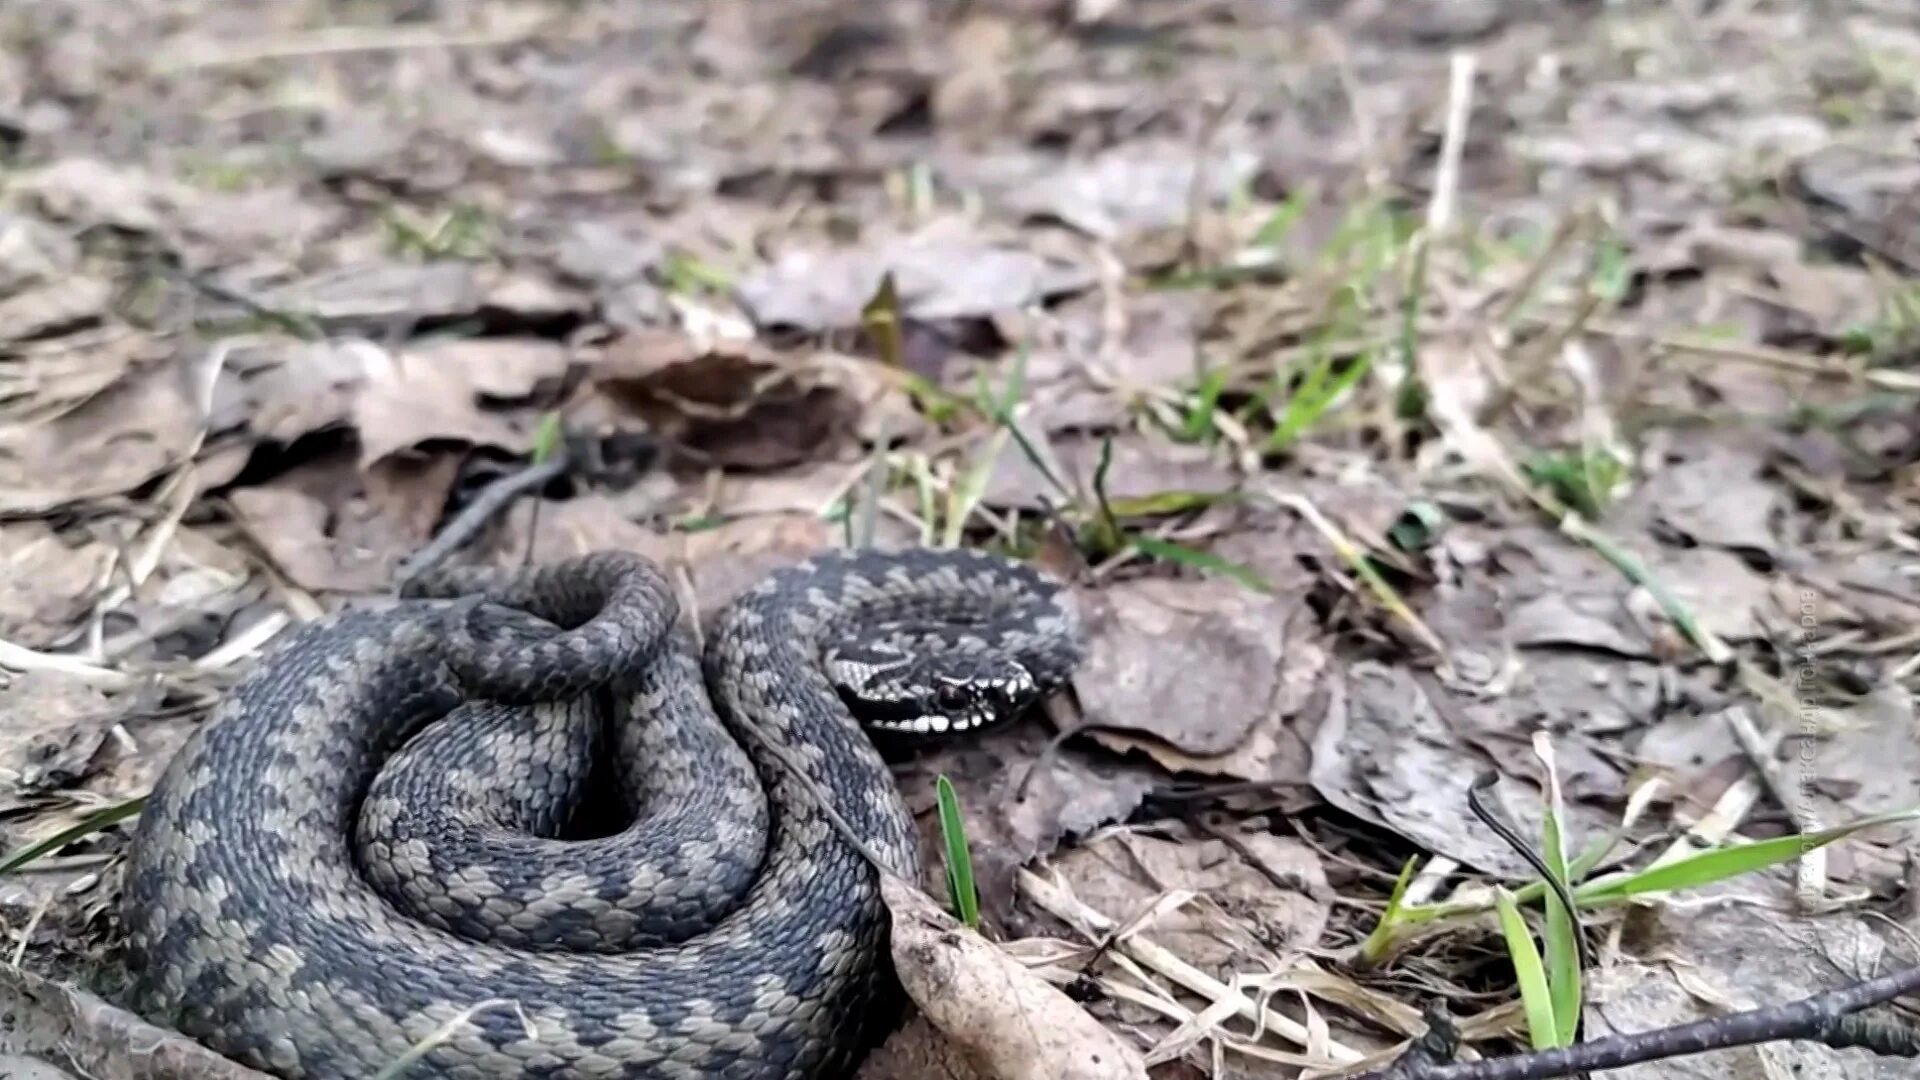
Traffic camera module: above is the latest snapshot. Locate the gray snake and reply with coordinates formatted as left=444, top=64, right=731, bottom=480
left=118, top=547, right=1083, bottom=1079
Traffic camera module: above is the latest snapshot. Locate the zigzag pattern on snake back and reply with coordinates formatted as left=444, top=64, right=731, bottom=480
left=117, top=547, right=1084, bottom=1079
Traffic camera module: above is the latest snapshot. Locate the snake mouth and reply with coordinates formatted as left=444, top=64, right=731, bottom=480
left=864, top=708, right=998, bottom=736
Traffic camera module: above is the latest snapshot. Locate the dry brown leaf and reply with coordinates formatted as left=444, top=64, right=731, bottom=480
left=592, top=331, right=858, bottom=470
left=228, top=454, right=457, bottom=593
left=895, top=721, right=1157, bottom=927
left=0, top=356, right=202, bottom=516
left=0, top=966, right=271, bottom=1080
left=1073, top=578, right=1294, bottom=756
left=735, top=227, right=1095, bottom=333
left=882, top=873, right=1150, bottom=1080
left=257, top=261, right=483, bottom=326
left=855, top=1015, right=989, bottom=1080
left=0, top=674, right=118, bottom=810
left=1049, top=829, right=1332, bottom=975
left=1309, top=663, right=1614, bottom=880
left=211, top=338, right=375, bottom=444
left=0, top=523, right=112, bottom=648
left=0, top=276, right=110, bottom=343
left=350, top=344, right=546, bottom=466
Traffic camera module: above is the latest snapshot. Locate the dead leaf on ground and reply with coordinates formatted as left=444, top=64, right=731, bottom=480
left=350, top=341, right=556, bottom=466
left=894, top=721, right=1158, bottom=928
left=8, top=157, right=178, bottom=238
left=1631, top=432, right=1782, bottom=558
left=1309, top=662, right=1615, bottom=880
left=0, top=212, right=80, bottom=294
left=592, top=330, right=860, bottom=470
left=977, top=139, right=1262, bottom=241
left=251, top=261, right=484, bottom=328
left=1048, top=828, right=1332, bottom=976
left=209, top=339, right=378, bottom=446
left=1005, top=289, right=1208, bottom=432
left=0, top=965, right=271, bottom=1080
left=1490, top=526, right=1773, bottom=657
left=0, top=675, right=119, bottom=810
left=228, top=453, right=459, bottom=594
left=734, top=226, right=1096, bottom=333
left=1595, top=884, right=1919, bottom=1080
left=882, top=874, right=1150, bottom=1080
left=0, top=276, right=111, bottom=343
left=0, top=523, right=112, bottom=649
left=0, top=354, right=202, bottom=516
left=855, top=1014, right=988, bottom=1080
left=487, top=495, right=835, bottom=621
left=1072, top=578, right=1295, bottom=757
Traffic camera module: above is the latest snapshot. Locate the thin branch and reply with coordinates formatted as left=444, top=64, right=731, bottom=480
left=1357, top=964, right=1920, bottom=1080
left=393, top=450, right=572, bottom=589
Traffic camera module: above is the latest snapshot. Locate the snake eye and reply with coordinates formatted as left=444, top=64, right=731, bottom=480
left=934, top=683, right=970, bottom=712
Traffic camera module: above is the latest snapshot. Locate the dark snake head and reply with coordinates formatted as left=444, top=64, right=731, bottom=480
left=825, top=643, right=1042, bottom=737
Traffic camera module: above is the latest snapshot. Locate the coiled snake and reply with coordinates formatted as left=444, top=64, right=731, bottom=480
left=119, top=547, right=1083, bottom=1079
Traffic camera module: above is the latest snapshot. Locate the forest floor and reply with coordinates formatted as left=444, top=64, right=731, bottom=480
left=0, top=1, right=1917, bottom=1077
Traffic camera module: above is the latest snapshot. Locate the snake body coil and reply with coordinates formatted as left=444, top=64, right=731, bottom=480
left=119, top=548, right=1082, bottom=1079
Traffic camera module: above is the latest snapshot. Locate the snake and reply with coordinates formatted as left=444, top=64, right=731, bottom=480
left=117, top=546, right=1083, bottom=1079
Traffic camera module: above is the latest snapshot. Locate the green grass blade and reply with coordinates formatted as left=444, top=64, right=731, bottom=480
left=1575, top=807, right=1920, bottom=904
left=0, top=796, right=147, bottom=875
left=1533, top=740, right=1583, bottom=1041
left=936, top=775, right=979, bottom=928
left=1494, top=888, right=1563, bottom=1050
left=1127, top=535, right=1270, bottom=593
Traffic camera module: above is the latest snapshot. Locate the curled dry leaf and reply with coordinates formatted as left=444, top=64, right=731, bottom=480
left=880, top=873, right=1149, bottom=1080
left=592, top=330, right=858, bottom=470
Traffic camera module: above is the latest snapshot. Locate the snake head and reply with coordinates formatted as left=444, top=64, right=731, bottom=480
left=826, top=645, right=1042, bottom=737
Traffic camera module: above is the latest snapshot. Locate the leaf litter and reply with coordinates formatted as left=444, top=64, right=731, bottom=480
left=0, top=0, right=1918, bottom=1077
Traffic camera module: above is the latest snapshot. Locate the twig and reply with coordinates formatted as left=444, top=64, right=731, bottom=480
left=393, top=450, right=572, bottom=589
left=1355, top=963, right=1920, bottom=1079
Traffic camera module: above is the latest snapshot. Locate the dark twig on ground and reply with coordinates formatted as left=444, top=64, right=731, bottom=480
left=393, top=448, right=573, bottom=589
left=1357, top=964, right=1920, bottom=1079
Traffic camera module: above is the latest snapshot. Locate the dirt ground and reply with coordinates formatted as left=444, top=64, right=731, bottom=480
left=0, top=0, right=1917, bottom=1077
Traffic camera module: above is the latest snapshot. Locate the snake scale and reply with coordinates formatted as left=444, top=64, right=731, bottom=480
left=119, top=547, right=1083, bottom=1079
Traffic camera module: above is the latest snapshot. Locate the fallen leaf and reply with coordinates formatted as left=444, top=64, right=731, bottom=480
left=592, top=331, right=859, bottom=470
left=882, top=874, right=1150, bottom=1080
left=0, top=675, right=118, bottom=808
left=855, top=1015, right=987, bottom=1080
left=1072, top=578, right=1294, bottom=756
left=228, top=452, right=457, bottom=593
left=735, top=227, right=1095, bottom=333
left=0, top=211, right=80, bottom=294
left=1048, top=828, right=1332, bottom=975
left=1590, top=886, right=1919, bottom=1080
left=350, top=343, right=547, bottom=466
left=0, top=966, right=272, bottom=1080
left=0, top=523, right=112, bottom=649
left=254, top=261, right=484, bottom=327
left=893, top=722, right=1157, bottom=927
left=0, top=356, right=202, bottom=516
left=983, top=139, right=1262, bottom=241
left=1309, top=663, right=1615, bottom=880
left=0, top=276, right=110, bottom=343
left=1634, top=435, right=1782, bottom=558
